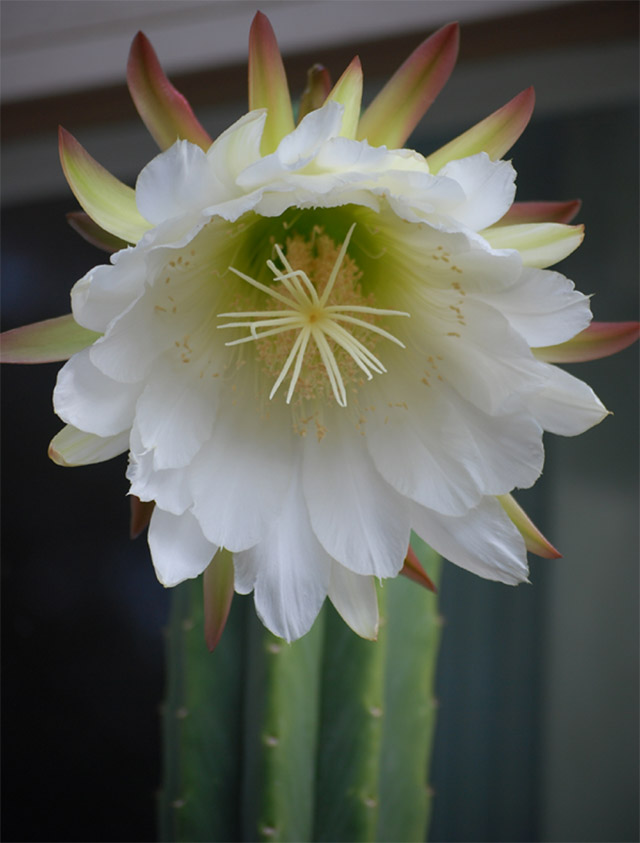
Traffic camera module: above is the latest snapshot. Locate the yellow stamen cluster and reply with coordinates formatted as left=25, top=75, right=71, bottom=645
left=217, top=225, right=409, bottom=407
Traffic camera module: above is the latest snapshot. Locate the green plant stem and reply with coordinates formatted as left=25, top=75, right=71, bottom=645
left=160, top=539, right=442, bottom=843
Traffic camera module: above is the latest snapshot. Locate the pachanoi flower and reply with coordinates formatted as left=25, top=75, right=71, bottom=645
left=2, top=14, right=638, bottom=645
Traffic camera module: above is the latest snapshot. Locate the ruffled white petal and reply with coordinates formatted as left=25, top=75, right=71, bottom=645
left=237, top=101, right=344, bottom=189
left=303, top=412, right=409, bottom=578
left=134, top=354, right=218, bottom=470
left=148, top=506, right=217, bottom=587
left=252, top=176, right=381, bottom=218
left=234, top=469, right=331, bottom=642
left=206, top=109, right=266, bottom=188
left=53, top=347, right=141, bottom=436
left=408, top=297, right=547, bottom=415
left=473, top=267, right=592, bottom=347
left=136, top=140, right=225, bottom=225
left=71, top=248, right=145, bottom=333
left=315, top=137, right=407, bottom=174
left=202, top=190, right=264, bottom=223
left=328, top=563, right=379, bottom=640
left=525, top=363, right=608, bottom=435
left=367, top=402, right=482, bottom=516
left=126, top=425, right=193, bottom=515
left=89, top=292, right=168, bottom=383
left=189, top=398, right=294, bottom=552
left=366, top=351, right=543, bottom=515
left=437, top=153, right=517, bottom=231
left=411, top=496, right=529, bottom=585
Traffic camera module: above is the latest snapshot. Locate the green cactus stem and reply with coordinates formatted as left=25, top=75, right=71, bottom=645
left=159, top=537, right=442, bottom=843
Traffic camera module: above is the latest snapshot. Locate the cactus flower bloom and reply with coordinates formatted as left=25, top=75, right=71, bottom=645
left=2, top=14, right=637, bottom=643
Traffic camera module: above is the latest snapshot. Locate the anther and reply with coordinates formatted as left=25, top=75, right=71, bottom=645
left=217, top=225, right=409, bottom=407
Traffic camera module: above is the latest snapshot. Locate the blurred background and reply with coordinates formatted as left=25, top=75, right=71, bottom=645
left=1, top=1, right=638, bottom=841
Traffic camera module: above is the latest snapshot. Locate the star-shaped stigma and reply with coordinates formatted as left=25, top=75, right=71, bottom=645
left=217, top=225, right=410, bottom=407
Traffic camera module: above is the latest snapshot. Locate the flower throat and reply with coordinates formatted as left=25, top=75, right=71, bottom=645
left=217, top=225, right=409, bottom=407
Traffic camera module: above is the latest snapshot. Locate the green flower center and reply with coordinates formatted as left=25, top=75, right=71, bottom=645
left=218, top=224, right=409, bottom=408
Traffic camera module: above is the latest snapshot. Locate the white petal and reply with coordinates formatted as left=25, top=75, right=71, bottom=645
left=367, top=403, right=480, bottom=516
left=189, top=398, right=294, bottom=552
left=385, top=175, right=466, bottom=226
left=413, top=297, right=547, bottom=415
left=126, top=424, right=193, bottom=515
left=252, top=177, right=381, bottom=218
left=526, top=363, right=609, bottom=435
left=53, top=347, right=141, bottom=436
left=411, top=497, right=529, bottom=585
left=233, top=553, right=258, bottom=596
left=381, top=211, right=523, bottom=295
left=135, top=355, right=218, bottom=470
left=277, top=101, right=344, bottom=165
left=207, top=109, right=266, bottom=186
left=424, top=384, right=544, bottom=496
left=136, top=140, right=224, bottom=224
left=49, top=424, right=129, bottom=466
left=315, top=136, right=398, bottom=173
left=328, top=563, right=379, bottom=640
left=366, top=353, right=543, bottom=515
left=71, top=248, right=145, bottom=333
left=303, top=412, right=409, bottom=578
left=438, top=153, right=517, bottom=231
left=148, top=507, right=217, bottom=587
left=237, top=101, right=344, bottom=188
left=202, top=190, right=264, bottom=223
left=89, top=292, right=167, bottom=383
left=474, top=267, right=592, bottom=347
left=235, top=470, right=331, bottom=642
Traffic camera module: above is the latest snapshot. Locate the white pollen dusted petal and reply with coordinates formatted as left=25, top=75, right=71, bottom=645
left=89, top=292, right=169, bottom=383
left=135, top=356, right=218, bottom=470
left=303, top=412, right=409, bottom=578
left=381, top=211, right=523, bottom=296
left=148, top=507, right=217, bottom=587
left=438, top=153, right=516, bottom=231
left=411, top=497, right=529, bottom=585
left=71, top=248, right=145, bottom=333
left=136, top=140, right=225, bottom=225
left=365, top=350, right=544, bottom=515
left=526, top=363, right=608, bottom=435
left=473, top=267, right=592, bottom=348
left=189, top=397, right=294, bottom=552
left=411, top=297, right=547, bottom=415
left=328, top=563, right=379, bottom=640
left=54, top=347, right=141, bottom=437
left=234, top=469, right=331, bottom=642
